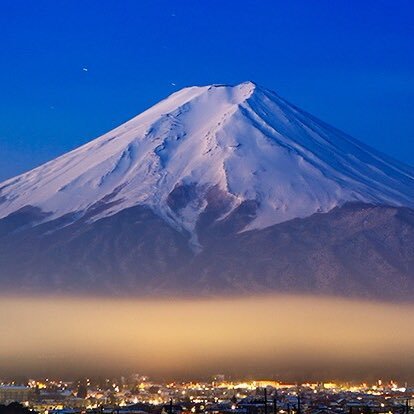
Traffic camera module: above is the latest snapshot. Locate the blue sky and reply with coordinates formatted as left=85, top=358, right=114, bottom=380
left=0, top=0, right=413, bottom=180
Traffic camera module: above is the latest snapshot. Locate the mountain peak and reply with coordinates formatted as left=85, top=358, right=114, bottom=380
left=1, top=82, right=413, bottom=298
left=0, top=83, right=413, bottom=237
left=164, top=80, right=259, bottom=108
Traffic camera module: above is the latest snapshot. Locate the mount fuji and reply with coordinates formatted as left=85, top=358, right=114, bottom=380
left=1, top=82, right=413, bottom=299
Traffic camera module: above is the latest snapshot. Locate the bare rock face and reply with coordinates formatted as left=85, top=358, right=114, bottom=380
left=0, top=82, right=413, bottom=299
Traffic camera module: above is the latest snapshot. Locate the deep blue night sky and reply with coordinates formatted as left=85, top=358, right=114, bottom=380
left=0, top=0, right=413, bottom=180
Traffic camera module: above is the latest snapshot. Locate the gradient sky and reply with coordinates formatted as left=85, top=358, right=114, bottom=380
left=0, top=0, right=413, bottom=181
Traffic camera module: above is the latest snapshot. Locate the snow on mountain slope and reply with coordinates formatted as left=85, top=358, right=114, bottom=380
left=0, top=81, right=413, bottom=236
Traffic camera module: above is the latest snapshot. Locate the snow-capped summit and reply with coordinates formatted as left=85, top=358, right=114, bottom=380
left=0, top=81, right=413, bottom=236
left=1, top=82, right=414, bottom=298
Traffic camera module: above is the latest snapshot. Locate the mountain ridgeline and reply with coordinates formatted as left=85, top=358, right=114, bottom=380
left=0, top=82, right=413, bottom=299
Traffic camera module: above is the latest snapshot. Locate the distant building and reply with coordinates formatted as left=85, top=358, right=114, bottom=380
left=213, top=375, right=225, bottom=383
left=0, top=386, right=34, bottom=404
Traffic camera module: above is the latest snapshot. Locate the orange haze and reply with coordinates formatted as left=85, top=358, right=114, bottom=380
left=1, top=295, right=413, bottom=381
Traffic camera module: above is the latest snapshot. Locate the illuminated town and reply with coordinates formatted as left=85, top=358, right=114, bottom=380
left=0, top=376, right=413, bottom=414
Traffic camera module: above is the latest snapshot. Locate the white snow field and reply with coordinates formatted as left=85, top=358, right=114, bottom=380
left=0, top=81, right=413, bottom=235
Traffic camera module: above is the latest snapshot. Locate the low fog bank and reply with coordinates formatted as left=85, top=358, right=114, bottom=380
left=1, top=295, right=413, bottom=382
